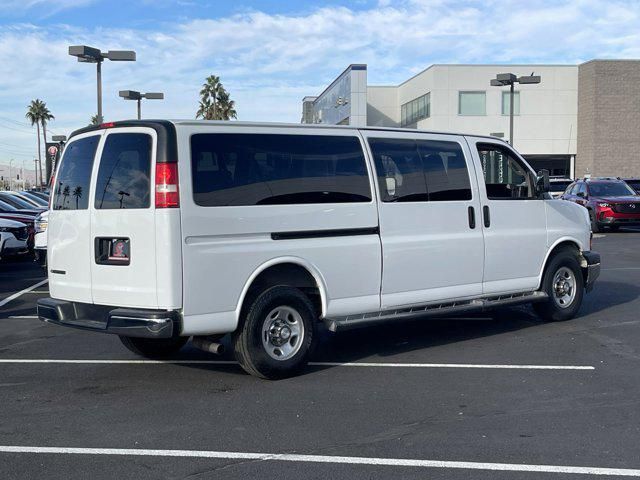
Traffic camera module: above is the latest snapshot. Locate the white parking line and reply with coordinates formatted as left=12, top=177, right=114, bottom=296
left=7, top=315, right=37, bottom=319
left=0, top=280, right=48, bottom=308
left=0, top=359, right=595, bottom=370
left=0, top=446, right=638, bottom=476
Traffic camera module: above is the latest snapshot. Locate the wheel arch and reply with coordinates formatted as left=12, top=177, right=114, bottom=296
left=538, top=237, right=586, bottom=289
left=235, top=257, right=328, bottom=325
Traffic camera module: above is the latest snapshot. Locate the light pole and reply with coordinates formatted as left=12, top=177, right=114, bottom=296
left=490, top=73, right=541, bottom=146
left=119, top=90, right=164, bottom=119
left=69, top=46, right=136, bottom=124
left=9, top=159, right=13, bottom=191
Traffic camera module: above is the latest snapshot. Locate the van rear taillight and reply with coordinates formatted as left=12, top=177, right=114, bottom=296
left=155, top=163, right=179, bottom=208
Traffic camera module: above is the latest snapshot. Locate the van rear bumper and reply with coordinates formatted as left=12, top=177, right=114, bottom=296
left=37, top=297, right=180, bottom=339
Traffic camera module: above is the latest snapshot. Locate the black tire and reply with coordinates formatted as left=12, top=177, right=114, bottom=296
left=588, top=210, right=600, bottom=233
left=533, top=248, right=584, bottom=322
left=119, top=335, right=189, bottom=359
left=232, top=286, right=317, bottom=380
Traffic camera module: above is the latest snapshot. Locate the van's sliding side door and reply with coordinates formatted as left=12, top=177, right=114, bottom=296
left=362, top=131, right=485, bottom=308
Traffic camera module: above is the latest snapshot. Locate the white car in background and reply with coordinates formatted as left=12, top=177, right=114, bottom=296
left=34, top=210, right=48, bottom=268
left=0, top=218, right=29, bottom=259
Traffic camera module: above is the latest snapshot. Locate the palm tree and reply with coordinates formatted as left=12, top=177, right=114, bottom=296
left=39, top=102, right=55, bottom=182
left=62, top=185, right=70, bottom=209
left=72, top=186, right=83, bottom=210
left=89, top=115, right=100, bottom=126
left=25, top=99, right=44, bottom=187
left=196, top=75, right=237, bottom=120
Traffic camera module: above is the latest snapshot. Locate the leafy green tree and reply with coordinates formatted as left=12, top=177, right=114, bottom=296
left=89, top=115, right=100, bottom=126
left=196, top=75, right=237, bottom=120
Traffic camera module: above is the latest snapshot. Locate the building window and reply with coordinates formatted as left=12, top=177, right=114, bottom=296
left=501, top=91, right=520, bottom=115
left=458, top=91, right=486, bottom=116
left=401, top=93, right=430, bottom=127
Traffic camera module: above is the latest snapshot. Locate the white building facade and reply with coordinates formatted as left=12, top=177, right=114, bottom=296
left=302, top=63, right=591, bottom=177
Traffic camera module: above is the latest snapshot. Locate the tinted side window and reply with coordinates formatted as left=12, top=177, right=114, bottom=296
left=369, top=138, right=472, bottom=202
left=368, top=138, right=426, bottom=202
left=477, top=143, right=534, bottom=199
left=53, top=136, right=99, bottom=210
left=417, top=140, right=471, bottom=201
left=191, top=134, right=371, bottom=206
left=95, top=133, right=152, bottom=209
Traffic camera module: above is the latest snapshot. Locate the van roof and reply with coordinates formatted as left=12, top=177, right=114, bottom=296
left=69, top=119, right=507, bottom=144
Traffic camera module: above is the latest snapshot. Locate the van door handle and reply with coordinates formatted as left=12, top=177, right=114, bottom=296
left=468, top=206, right=475, bottom=229
left=483, top=206, right=491, bottom=228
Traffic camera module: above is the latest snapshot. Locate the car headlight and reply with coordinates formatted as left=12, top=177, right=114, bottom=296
left=597, top=202, right=611, bottom=208
left=35, top=221, right=48, bottom=234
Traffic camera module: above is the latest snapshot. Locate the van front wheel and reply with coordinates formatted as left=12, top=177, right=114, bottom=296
left=233, top=286, right=317, bottom=379
left=534, top=249, right=584, bottom=322
left=119, top=335, right=189, bottom=359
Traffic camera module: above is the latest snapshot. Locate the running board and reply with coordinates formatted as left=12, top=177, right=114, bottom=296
left=324, top=291, right=548, bottom=332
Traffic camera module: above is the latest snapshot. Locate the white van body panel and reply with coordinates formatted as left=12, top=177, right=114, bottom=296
left=177, top=124, right=382, bottom=335
left=89, top=127, right=160, bottom=308
left=359, top=129, right=485, bottom=309
left=48, top=130, right=104, bottom=304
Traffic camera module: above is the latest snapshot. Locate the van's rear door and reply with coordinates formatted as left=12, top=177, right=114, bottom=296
left=49, top=132, right=102, bottom=303
left=90, top=127, right=159, bottom=308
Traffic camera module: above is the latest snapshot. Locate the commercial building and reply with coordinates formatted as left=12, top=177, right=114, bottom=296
left=301, top=60, right=640, bottom=178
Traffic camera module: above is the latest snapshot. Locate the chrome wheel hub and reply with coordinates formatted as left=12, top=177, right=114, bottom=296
left=261, top=306, right=304, bottom=361
left=552, top=267, right=576, bottom=309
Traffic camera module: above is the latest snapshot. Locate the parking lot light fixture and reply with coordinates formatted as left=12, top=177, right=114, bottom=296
left=119, top=90, right=164, bottom=119
left=68, top=45, right=137, bottom=124
left=490, top=72, right=541, bottom=146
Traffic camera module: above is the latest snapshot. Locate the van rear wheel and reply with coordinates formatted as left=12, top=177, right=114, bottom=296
left=534, top=248, right=584, bottom=322
left=232, top=286, right=317, bottom=380
left=119, top=335, right=189, bottom=359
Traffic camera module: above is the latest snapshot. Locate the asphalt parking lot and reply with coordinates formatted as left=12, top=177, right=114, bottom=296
left=1, top=231, right=640, bottom=479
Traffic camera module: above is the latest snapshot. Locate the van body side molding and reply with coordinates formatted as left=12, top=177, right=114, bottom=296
left=271, top=227, right=380, bottom=241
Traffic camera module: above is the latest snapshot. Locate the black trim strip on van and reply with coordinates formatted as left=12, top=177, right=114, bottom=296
left=271, top=227, right=379, bottom=241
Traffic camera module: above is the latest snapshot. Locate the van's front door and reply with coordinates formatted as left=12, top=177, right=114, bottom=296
left=467, top=138, right=547, bottom=294
left=90, top=127, right=159, bottom=308
left=363, top=131, right=485, bottom=308
left=49, top=132, right=102, bottom=303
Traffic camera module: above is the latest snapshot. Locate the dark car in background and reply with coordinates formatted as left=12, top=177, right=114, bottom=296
left=561, top=178, right=640, bottom=232
left=0, top=192, right=46, bottom=213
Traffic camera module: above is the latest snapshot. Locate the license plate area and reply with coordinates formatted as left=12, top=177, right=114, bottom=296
left=95, top=237, right=130, bottom=266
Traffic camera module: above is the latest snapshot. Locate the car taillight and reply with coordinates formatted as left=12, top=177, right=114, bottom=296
left=155, top=163, right=179, bottom=208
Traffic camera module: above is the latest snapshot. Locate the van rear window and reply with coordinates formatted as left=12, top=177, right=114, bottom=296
left=94, top=133, right=152, bottom=209
left=190, top=134, right=371, bottom=206
left=53, top=136, right=99, bottom=210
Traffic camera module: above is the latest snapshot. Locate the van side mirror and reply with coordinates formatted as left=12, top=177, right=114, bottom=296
left=536, top=169, right=550, bottom=196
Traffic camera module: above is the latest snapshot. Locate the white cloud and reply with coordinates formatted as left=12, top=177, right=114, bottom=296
left=0, top=0, right=639, bottom=162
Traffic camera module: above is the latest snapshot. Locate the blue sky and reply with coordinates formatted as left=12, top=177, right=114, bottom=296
left=0, top=0, right=639, bottom=166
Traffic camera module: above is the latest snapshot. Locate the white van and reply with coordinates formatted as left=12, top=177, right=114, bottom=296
left=38, top=120, right=600, bottom=379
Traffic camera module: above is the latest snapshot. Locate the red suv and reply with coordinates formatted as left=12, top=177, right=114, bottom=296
left=561, top=178, right=640, bottom=232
